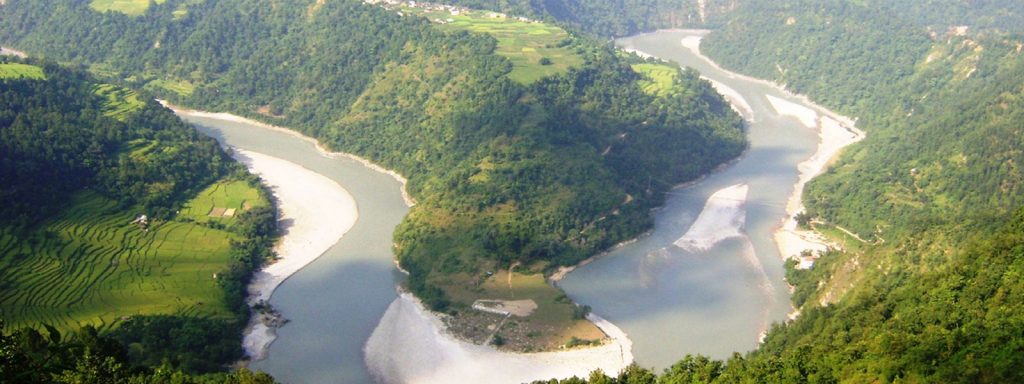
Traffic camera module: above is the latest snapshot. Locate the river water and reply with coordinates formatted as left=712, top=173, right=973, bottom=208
left=559, top=30, right=819, bottom=368
left=179, top=115, right=408, bottom=383
left=179, top=28, right=821, bottom=381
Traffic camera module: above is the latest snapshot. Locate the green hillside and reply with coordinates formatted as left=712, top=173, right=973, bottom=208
left=0, top=61, right=276, bottom=373
left=0, top=191, right=234, bottom=332
left=532, top=1, right=1024, bottom=382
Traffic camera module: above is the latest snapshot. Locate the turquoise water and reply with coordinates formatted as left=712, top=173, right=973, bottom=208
left=559, top=30, right=820, bottom=368
left=180, top=115, right=408, bottom=383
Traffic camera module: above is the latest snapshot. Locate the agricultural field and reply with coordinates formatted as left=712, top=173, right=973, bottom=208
left=178, top=180, right=268, bottom=227
left=0, top=63, right=45, bottom=80
left=89, top=0, right=166, bottom=16
left=144, top=78, right=197, bottom=97
left=400, top=6, right=584, bottom=84
left=631, top=63, right=679, bottom=97
left=0, top=181, right=266, bottom=332
left=440, top=268, right=605, bottom=351
left=93, top=83, right=145, bottom=121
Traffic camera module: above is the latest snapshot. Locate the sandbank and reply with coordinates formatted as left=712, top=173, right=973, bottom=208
left=706, top=77, right=754, bottom=120
left=667, top=32, right=866, bottom=268
left=0, top=46, right=27, bottom=58
left=229, top=149, right=359, bottom=361
left=161, top=101, right=416, bottom=207
left=766, top=94, right=817, bottom=128
left=364, top=293, right=633, bottom=384
left=674, top=183, right=749, bottom=252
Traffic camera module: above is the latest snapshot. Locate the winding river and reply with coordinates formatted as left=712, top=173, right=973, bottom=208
left=178, top=29, right=840, bottom=382
left=560, top=30, right=829, bottom=368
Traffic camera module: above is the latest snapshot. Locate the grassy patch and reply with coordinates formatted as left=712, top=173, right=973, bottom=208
left=400, top=7, right=584, bottom=84
left=93, top=83, right=145, bottom=121
left=145, top=78, right=196, bottom=97
left=631, top=63, right=678, bottom=97
left=177, top=180, right=267, bottom=227
left=439, top=269, right=604, bottom=349
left=89, top=0, right=166, bottom=16
left=0, top=63, right=45, bottom=80
left=0, top=190, right=237, bottom=332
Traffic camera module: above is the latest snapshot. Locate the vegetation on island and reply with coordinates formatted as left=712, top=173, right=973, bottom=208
left=0, top=60, right=277, bottom=376
left=0, top=0, right=746, bottom=348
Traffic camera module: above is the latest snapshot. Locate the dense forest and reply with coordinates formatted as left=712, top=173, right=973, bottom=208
left=0, top=61, right=277, bottom=376
left=0, top=321, right=275, bottom=383
left=0, top=0, right=745, bottom=310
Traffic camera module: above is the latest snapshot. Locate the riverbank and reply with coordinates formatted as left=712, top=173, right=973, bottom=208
left=365, top=292, right=633, bottom=384
left=673, top=31, right=866, bottom=268
left=160, top=101, right=416, bottom=207
left=167, top=104, right=366, bottom=361
left=229, top=149, right=359, bottom=361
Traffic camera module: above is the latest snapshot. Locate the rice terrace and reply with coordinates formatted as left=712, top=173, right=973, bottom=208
left=0, top=181, right=267, bottom=332
left=392, top=2, right=585, bottom=84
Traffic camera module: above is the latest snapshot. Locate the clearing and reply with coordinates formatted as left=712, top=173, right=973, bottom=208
left=0, top=63, right=45, bottom=80
left=631, top=63, right=679, bottom=97
left=394, top=4, right=584, bottom=84
left=178, top=180, right=266, bottom=227
left=89, top=0, right=166, bottom=16
left=93, top=83, right=145, bottom=121
left=439, top=268, right=606, bottom=352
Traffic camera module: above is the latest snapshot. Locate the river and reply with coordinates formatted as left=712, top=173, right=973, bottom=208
left=559, top=29, right=826, bottom=368
left=179, top=114, right=408, bottom=383
left=179, top=28, right=834, bottom=381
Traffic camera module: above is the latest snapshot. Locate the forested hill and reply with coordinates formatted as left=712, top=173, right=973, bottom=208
left=0, top=0, right=745, bottom=314
left=0, top=60, right=229, bottom=226
left=1, top=60, right=280, bottom=376
left=551, top=0, right=1024, bottom=382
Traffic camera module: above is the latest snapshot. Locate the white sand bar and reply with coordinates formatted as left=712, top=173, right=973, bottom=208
left=232, top=149, right=359, bottom=360
left=365, top=293, right=633, bottom=384
left=674, top=183, right=749, bottom=252
left=774, top=113, right=864, bottom=268
left=0, top=47, right=27, bottom=58
left=705, top=78, right=753, bottom=120
left=766, top=94, right=818, bottom=128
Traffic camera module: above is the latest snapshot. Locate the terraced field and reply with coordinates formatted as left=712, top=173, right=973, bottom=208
left=631, top=63, right=679, bottom=97
left=89, top=0, right=166, bottom=16
left=0, top=185, right=263, bottom=332
left=0, top=63, right=45, bottom=79
left=400, top=6, right=584, bottom=84
left=93, top=83, right=145, bottom=121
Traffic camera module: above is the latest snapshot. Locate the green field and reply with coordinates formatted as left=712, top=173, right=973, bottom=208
left=440, top=269, right=604, bottom=349
left=90, top=0, right=166, bottom=16
left=93, top=83, right=145, bottom=121
left=0, top=181, right=265, bottom=332
left=631, top=63, right=678, bottom=97
left=0, top=63, right=45, bottom=80
left=178, top=180, right=268, bottom=227
left=144, top=78, right=197, bottom=97
left=402, top=7, right=584, bottom=84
